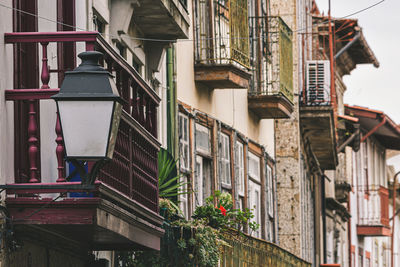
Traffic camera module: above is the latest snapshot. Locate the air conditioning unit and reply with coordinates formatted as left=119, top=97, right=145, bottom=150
left=305, top=60, right=330, bottom=105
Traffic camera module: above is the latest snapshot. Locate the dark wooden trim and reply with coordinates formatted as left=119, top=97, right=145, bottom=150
left=248, top=141, right=263, bottom=156
left=5, top=89, right=59, bottom=100
left=5, top=31, right=98, bottom=43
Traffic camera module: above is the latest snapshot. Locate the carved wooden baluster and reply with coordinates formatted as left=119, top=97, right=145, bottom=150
left=40, top=42, right=50, bottom=89
left=145, top=96, right=152, bottom=132
left=138, top=90, right=145, bottom=125
left=131, top=84, right=138, bottom=120
left=55, top=112, right=65, bottom=182
left=115, top=68, right=122, bottom=96
left=28, top=100, right=39, bottom=183
left=121, top=73, right=130, bottom=111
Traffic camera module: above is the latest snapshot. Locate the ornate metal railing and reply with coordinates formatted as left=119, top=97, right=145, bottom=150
left=4, top=31, right=160, bottom=212
left=248, top=16, right=293, bottom=102
left=194, top=0, right=250, bottom=68
left=220, top=232, right=311, bottom=267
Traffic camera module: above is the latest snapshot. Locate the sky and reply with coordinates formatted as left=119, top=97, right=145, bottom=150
left=315, top=0, right=400, bottom=170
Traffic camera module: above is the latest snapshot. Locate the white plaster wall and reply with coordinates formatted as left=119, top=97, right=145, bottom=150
left=156, top=51, right=168, bottom=148
left=38, top=0, right=59, bottom=183
left=176, top=0, right=275, bottom=154
left=0, top=0, right=15, bottom=186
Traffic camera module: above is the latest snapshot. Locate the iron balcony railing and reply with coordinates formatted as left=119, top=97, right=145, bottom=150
left=194, top=0, right=250, bottom=68
left=4, top=31, right=160, bottom=212
left=248, top=16, right=293, bottom=102
left=220, top=231, right=311, bottom=267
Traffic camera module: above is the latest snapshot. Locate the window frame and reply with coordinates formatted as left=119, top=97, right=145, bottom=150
left=219, top=132, right=231, bottom=187
left=235, top=140, right=245, bottom=197
left=195, top=123, right=212, bottom=156
left=179, top=113, right=190, bottom=172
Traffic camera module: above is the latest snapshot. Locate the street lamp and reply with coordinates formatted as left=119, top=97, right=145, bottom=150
left=52, top=51, right=123, bottom=184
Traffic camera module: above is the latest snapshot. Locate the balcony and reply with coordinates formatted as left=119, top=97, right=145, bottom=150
left=335, top=181, right=352, bottom=203
left=220, top=231, right=311, bottom=267
left=193, top=0, right=251, bottom=89
left=300, top=77, right=337, bottom=170
left=357, top=186, right=391, bottom=237
left=4, top=32, right=163, bottom=250
left=110, top=0, right=189, bottom=39
left=248, top=16, right=294, bottom=119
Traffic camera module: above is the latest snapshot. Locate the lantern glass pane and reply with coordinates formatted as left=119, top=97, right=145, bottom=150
left=58, top=101, right=114, bottom=159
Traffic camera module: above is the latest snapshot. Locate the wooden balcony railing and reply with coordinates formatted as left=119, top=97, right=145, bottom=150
left=4, top=31, right=160, bottom=212
left=220, top=232, right=311, bottom=267
left=357, top=186, right=389, bottom=227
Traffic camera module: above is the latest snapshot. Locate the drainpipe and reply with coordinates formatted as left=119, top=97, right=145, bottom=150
left=334, top=32, right=361, bottom=60
left=166, top=46, right=177, bottom=159
left=361, top=115, right=386, bottom=143
left=348, top=192, right=352, bottom=267
left=328, top=0, right=337, bottom=132
left=391, top=171, right=400, bottom=267
left=322, top=174, right=327, bottom=263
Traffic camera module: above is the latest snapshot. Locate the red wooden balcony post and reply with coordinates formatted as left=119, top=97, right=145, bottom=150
left=55, top=112, right=65, bottom=182
left=28, top=100, right=39, bottom=183
left=40, top=42, right=50, bottom=89
left=85, top=41, right=95, bottom=51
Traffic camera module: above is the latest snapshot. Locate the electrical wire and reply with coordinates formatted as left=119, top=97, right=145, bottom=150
left=0, top=0, right=387, bottom=42
left=294, top=0, right=386, bottom=33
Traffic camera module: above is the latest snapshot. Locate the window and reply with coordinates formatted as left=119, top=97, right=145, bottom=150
left=93, top=12, right=105, bottom=34
left=266, top=165, right=274, bottom=218
left=219, top=132, right=231, bottom=186
left=179, top=114, right=190, bottom=171
left=249, top=180, right=261, bottom=238
left=195, top=155, right=212, bottom=206
left=179, top=175, right=189, bottom=219
left=248, top=152, right=260, bottom=182
left=235, top=141, right=245, bottom=209
left=195, top=123, right=211, bottom=155
left=248, top=152, right=261, bottom=238
left=116, top=42, right=127, bottom=59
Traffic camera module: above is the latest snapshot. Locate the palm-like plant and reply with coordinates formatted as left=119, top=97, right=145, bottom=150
left=158, top=149, right=191, bottom=214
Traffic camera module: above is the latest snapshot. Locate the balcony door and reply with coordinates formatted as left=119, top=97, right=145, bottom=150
left=13, top=0, right=39, bottom=182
